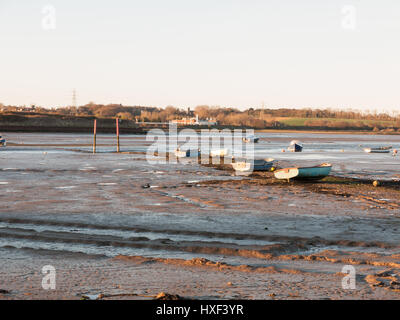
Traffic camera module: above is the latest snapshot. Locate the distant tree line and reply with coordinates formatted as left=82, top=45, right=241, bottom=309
left=1, top=102, right=399, bottom=130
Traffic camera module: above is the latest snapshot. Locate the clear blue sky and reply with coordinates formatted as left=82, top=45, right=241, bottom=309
left=0, top=0, right=399, bottom=112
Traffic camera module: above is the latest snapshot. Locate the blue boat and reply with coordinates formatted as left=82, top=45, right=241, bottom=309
left=0, top=135, right=6, bottom=147
left=274, top=163, right=332, bottom=181
left=174, top=148, right=199, bottom=158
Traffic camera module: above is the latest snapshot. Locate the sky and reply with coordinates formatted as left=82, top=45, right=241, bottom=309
left=0, top=0, right=399, bottom=112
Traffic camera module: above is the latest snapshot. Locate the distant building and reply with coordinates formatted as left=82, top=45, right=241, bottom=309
left=170, top=115, right=197, bottom=125
left=2, top=105, right=37, bottom=113
left=170, top=114, right=217, bottom=126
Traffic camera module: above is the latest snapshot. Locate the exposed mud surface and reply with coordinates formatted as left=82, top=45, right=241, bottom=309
left=1, top=133, right=400, bottom=300
left=199, top=173, right=400, bottom=211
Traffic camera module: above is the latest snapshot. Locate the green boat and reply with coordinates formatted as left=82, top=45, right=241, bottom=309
left=274, top=163, right=332, bottom=181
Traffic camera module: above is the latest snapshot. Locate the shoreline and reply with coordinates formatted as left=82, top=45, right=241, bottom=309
left=255, top=129, right=400, bottom=135
left=0, top=126, right=400, bottom=136
left=0, top=126, right=145, bottom=134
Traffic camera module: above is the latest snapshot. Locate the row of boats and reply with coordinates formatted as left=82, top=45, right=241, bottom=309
left=174, top=146, right=332, bottom=182
left=241, top=135, right=397, bottom=155
left=232, top=158, right=332, bottom=181
left=173, top=136, right=394, bottom=181
left=174, top=136, right=398, bottom=180
left=243, top=135, right=304, bottom=153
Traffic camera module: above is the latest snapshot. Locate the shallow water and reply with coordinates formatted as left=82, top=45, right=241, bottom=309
left=2, top=131, right=400, bottom=180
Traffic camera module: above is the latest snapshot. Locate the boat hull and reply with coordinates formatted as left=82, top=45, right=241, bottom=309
left=364, top=148, right=390, bottom=154
left=274, top=164, right=332, bottom=181
left=288, top=143, right=303, bottom=152
left=174, top=149, right=199, bottom=158
left=243, top=137, right=259, bottom=143
left=232, top=159, right=274, bottom=172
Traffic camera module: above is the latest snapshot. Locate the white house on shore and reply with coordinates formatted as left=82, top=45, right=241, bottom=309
left=170, top=114, right=217, bottom=126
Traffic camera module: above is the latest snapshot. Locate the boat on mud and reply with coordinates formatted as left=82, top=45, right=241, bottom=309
left=243, top=135, right=260, bottom=143
left=232, top=158, right=275, bottom=173
left=174, top=148, right=199, bottom=158
left=288, top=140, right=303, bottom=152
left=274, top=163, right=332, bottom=181
left=0, top=135, right=6, bottom=147
left=363, top=146, right=392, bottom=154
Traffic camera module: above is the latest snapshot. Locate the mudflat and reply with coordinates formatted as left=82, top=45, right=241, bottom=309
left=0, top=132, right=400, bottom=300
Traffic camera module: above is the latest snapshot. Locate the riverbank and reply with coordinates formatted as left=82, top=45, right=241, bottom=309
left=1, top=113, right=399, bottom=134
left=0, top=113, right=144, bottom=134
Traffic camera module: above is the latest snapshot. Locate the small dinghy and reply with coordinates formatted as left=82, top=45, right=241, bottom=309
left=288, top=140, right=303, bottom=152
left=243, top=135, right=260, bottom=143
left=174, top=148, right=199, bottom=158
left=274, top=163, right=332, bottom=181
left=363, top=146, right=392, bottom=154
left=232, top=158, right=274, bottom=172
left=0, top=135, right=6, bottom=147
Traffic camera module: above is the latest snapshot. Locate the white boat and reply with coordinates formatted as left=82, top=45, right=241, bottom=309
left=232, top=158, right=274, bottom=172
left=210, top=149, right=229, bottom=157
left=243, top=135, right=259, bottom=143
left=174, top=148, right=199, bottom=158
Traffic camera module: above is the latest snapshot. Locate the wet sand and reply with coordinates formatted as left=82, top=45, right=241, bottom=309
left=0, top=132, right=400, bottom=300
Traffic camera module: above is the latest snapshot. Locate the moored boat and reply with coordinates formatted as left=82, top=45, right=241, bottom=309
left=232, top=158, right=274, bottom=172
left=0, top=135, right=6, bottom=147
left=363, top=146, right=392, bottom=154
left=288, top=140, right=303, bottom=152
left=174, top=148, right=199, bottom=158
left=274, top=163, right=332, bottom=181
left=243, top=135, right=260, bottom=143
